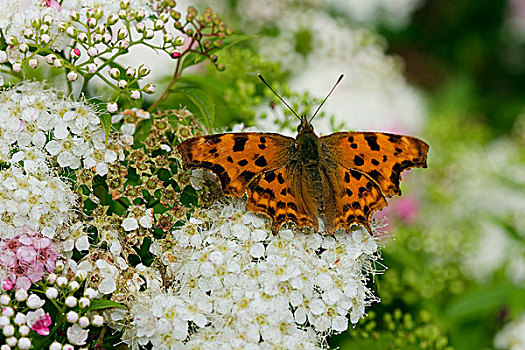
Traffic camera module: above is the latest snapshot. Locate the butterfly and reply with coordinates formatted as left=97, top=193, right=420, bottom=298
left=177, top=75, right=429, bottom=235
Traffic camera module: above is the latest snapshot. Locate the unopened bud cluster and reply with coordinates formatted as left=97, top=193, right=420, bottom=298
left=0, top=265, right=105, bottom=349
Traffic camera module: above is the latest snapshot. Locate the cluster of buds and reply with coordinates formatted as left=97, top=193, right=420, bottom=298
left=0, top=264, right=105, bottom=349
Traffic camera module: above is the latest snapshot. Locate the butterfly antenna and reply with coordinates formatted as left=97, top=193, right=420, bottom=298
left=258, top=74, right=301, bottom=120
left=309, top=74, right=344, bottom=123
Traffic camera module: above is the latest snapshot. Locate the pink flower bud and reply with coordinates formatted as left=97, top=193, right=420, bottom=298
left=2, top=279, right=13, bottom=291
left=72, top=48, right=81, bottom=58
left=171, top=51, right=181, bottom=59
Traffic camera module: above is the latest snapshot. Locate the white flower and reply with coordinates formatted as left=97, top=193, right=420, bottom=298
left=495, top=313, right=525, bottom=350
left=122, top=217, right=139, bottom=231
left=67, top=323, right=88, bottom=345
left=27, top=294, right=45, bottom=309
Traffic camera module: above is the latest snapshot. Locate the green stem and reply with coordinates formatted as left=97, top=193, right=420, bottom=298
left=147, top=52, right=185, bottom=113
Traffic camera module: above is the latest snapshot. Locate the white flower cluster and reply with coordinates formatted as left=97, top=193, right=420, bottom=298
left=0, top=82, right=118, bottom=175
left=123, top=199, right=380, bottom=349
left=494, top=313, right=525, bottom=350
left=0, top=165, right=76, bottom=239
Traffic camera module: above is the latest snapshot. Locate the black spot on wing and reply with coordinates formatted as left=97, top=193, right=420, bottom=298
left=371, top=159, right=380, bottom=166
left=353, top=155, right=364, bottom=166
left=233, top=136, right=249, bottom=152
left=350, top=170, right=362, bottom=181
left=364, top=135, right=380, bottom=151
left=254, top=155, right=267, bottom=167
left=238, top=159, right=248, bottom=166
left=227, top=156, right=234, bottom=163
left=277, top=173, right=285, bottom=184
left=344, top=172, right=351, bottom=183
left=239, top=170, right=256, bottom=183
left=264, top=171, right=276, bottom=183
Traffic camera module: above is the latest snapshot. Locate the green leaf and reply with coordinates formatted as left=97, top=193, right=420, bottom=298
left=99, top=112, right=112, bottom=139
left=172, top=86, right=215, bottom=131
left=87, top=299, right=128, bottom=311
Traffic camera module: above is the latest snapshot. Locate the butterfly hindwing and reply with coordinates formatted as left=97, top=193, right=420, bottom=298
left=321, top=132, right=429, bottom=197
left=246, top=166, right=316, bottom=234
left=177, top=132, right=294, bottom=197
left=321, top=162, right=388, bottom=233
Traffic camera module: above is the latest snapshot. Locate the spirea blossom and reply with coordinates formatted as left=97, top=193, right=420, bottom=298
left=494, top=313, right=525, bottom=350
left=0, top=229, right=58, bottom=290
left=0, top=166, right=76, bottom=238
left=0, top=82, right=119, bottom=175
left=124, top=198, right=381, bottom=348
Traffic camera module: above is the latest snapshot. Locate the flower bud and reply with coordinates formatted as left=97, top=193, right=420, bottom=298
left=117, top=27, right=128, bottom=40
left=63, top=345, right=74, bottom=350
left=1, top=344, right=10, bottom=350
left=103, top=32, right=112, bottom=43
left=40, top=33, right=51, bottom=44
left=15, top=289, right=28, bottom=301
left=50, top=342, right=62, bottom=350
left=45, top=287, right=58, bottom=299
left=125, top=67, right=135, bottom=77
left=107, top=102, right=118, bottom=113
left=136, top=22, right=145, bottom=32
left=78, top=297, right=91, bottom=309
left=43, top=14, right=53, bottom=25
left=14, top=313, right=26, bottom=325
left=18, top=337, right=31, bottom=350
left=87, top=47, right=98, bottom=57
left=144, top=29, right=154, bottom=39
left=40, top=24, right=49, bottom=34
left=130, top=90, right=141, bottom=100
left=67, top=71, right=78, bottom=82
left=78, top=32, right=88, bottom=42
left=69, top=281, right=80, bottom=292
left=87, top=18, right=97, bottom=28
left=138, top=65, right=150, bottom=77
left=47, top=273, right=57, bottom=284
left=19, top=43, right=29, bottom=53
left=163, top=32, right=174, bottom=43
left=6, top=36, right=18, bottom=45
left=171, top=10, right=181, bottom=20
left=87, top=63, right=97, bottom=73
left=171, top=51, right=181, bottom=59
left=2, top=324, right=14, bottom=337
left=65, top=296, right=77, bottom=308
left=109, top=68, right=120, bottom=79
left=106, top=13, right=118, bottom=26
left=66, top=311, right=79, bottom=323
left=12, top=62, right=22, bottom=72
left=70, top=10, right=80, bottom=21
left=53, top=57, right=62, bottom=68
left=118, top=9, right=127, bottom=19
left=2, top=307, right=13, bottom=317
left=120, top=0, right=130, bottom=9
left=91, top=315, right=104, bottom=327
left=79, top=316, right=90, bottom=328
left=94, top=7, right=103, bottom=19
left=66, top=26, right=77, bottom=37
left=84, top=288, right=97, bottom=299
left=19, top=325, right=30, bottom=336
left=93, top=33, right=103, bottom=43
left=0, top=316, right=9, bottom=327
left=56, top=276, right=68, bottom=287
left=31, top=18, right=41, bottom=28
left=154, top=19, right=165, bottom=30
left=71, top=48, right=81, bottom=59
left=5, top=337, right=16, bottom=347
left=86, top=9, right=94, bottom=18
left=144, top=83, right=156, bottom=94
left=23, top=28, right=34, bottom=39
left=118, top=80, right=127, bottom=89
left=0, top=51, right=7, bottom=63
left=0, top=294, right=10, bottom=305
left=118, top=40, right=129, bottom=49
left=135, top=9, right=146, bottom=21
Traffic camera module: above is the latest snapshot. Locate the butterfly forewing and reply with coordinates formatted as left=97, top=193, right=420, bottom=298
left=177, top=132, right=294, bottom=197
left=321, top=132, right=429, bottom=197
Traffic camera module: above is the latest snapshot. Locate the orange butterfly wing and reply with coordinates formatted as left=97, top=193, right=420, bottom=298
left=321, top=132, right=429, bottom=197
left=246, top=166, right=316, bottom=234
left=177, top=132, right=294, bottom=197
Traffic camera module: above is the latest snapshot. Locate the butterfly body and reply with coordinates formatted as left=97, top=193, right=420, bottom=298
left=177, top=115, right=429, bottom=235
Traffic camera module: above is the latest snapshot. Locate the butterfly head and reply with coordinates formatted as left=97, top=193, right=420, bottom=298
left=297, top=115, right=314, bottom=134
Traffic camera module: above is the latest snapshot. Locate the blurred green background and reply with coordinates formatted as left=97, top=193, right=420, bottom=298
left=175, top=0, right=525, bottom=348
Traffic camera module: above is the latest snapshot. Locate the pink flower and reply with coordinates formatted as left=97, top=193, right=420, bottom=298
left=43, top=0, right=61, bottom=11
left=27, top=309, right=52, bottom=336
left=0, top=230, right=57, bottom=290
left=2, top=279, right=14, bottom=291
